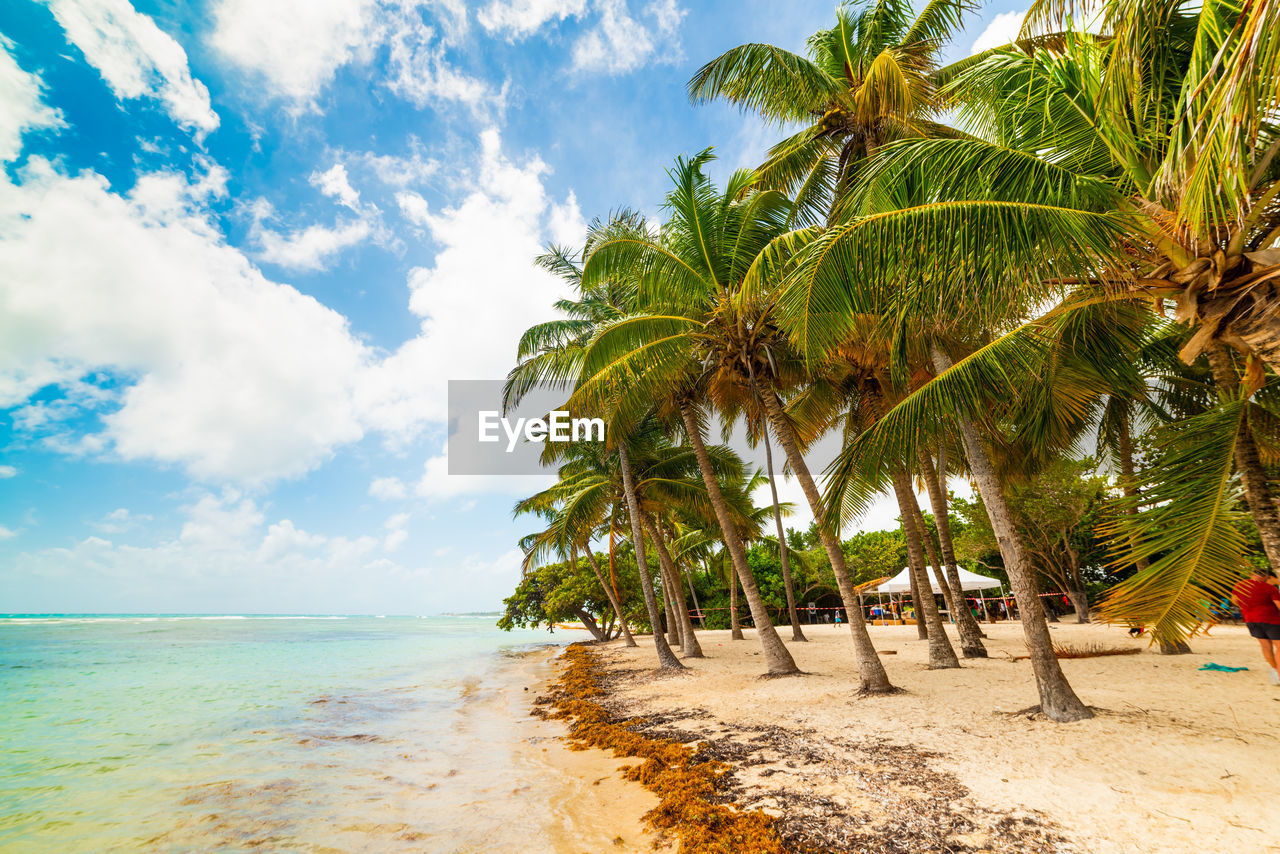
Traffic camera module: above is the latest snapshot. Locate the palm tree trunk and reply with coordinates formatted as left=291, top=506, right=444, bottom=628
left=931, top=345, right=1091, bottom=721
left=583, top=545, right=637, bottom=647
left=608, top=514, right=622, bottom=604
left=1208, top=345, right=1280, bottom=569
left=892, top=469, right=960, bottom=668
left=678, top=400, right=798, bottom=675
left=686, top=568, right=706, bottom=628
left=644, top=515, right=704, bottom=658
left=661, top=573, right=681, bottom=649
left=729, top=560, right=744, bottom=639
left=905, top=530, right=929, bottom=639
left=617, top=444, right=683, bottom=670
left=917, top=450, right=988, bottom=657
left=762, top=429, right=807, bottom=642
left=755, top=387, right=893, bottom=692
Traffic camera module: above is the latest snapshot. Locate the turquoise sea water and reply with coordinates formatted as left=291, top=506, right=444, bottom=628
left=0, top=615, right=576, bottom=852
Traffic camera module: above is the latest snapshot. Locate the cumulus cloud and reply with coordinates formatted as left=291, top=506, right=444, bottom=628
left=0, top=464, right=18, bottom=478
left=209, top=0, right=495, bottom=111
left=0, top=525, right=17, bottom=540
left=478, top=0, right=589, bottom=38
left=383, top=10, right=502, bottom=112
left=309, top=163, right=361, bottom=210
left=970, top=10, right=1026, bottom=54
left=0, top=40, right=66, bottom=163
left=410, top=443, right=555, bottom=500
left=1, top=489, right=529, bottom=612
left=1, top=100, right=580, bottom=486
left=5, top=491, right=387, bottom=610
left=354, top=141, right=439, bottom=187
left=209, top=0, right=380, bottom=103
left=45, top=0, right=218, bottom=137
left=369, top=476, right=409, bottom=500
left=395, top=190, right=430, bottom=224
left=383, top=511, right=410, bottom=551
left=92, top=507, right=153, bottom=534
left=0, top=157, right=372, bottom=483
left=572, top=0, right=684, bottom=74
left=254, top=217, right=373, bottom=271
left=356, top=127, right=584, bottom=444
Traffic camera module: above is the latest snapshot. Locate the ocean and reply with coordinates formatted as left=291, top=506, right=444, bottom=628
left=0, top=615, right=604, bottom=852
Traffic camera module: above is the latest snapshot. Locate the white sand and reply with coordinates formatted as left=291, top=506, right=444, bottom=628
left=587, top=621, right=1279, bottom=854
left=512, top=650, right=676, bottom=854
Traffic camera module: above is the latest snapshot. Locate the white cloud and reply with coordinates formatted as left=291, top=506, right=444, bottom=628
left=970, top=9, right=1026, bottom=54
left=383, top=511, right=410, bottom=551
left=254, top=217, right=373, bottom=271
left=0, top=464, right=18, bottom=478
left=309, top=163, right=361, bottom=210
left=396, top=190, right=430, bottom=224
left=355, top=141, right=439, bottom=187
left=384, top=11, right=502, bottom=112
left=410, top=443, right=555, bottom=500
left=369, top=476, right=409, bottom=500
left=2, top=487, right=533, bottom=612
left=1, top=80, right=579, bottom=486
left=46, top=0, right=218, bottom=137
left=0, top=525, right=17, bottom=540
left=356, top=127, right=584, bottom=443
left=572, top=0, right=684, bottom=74
left=0, top=40, right=66, bottom=163
left=0, top=157, right=372, bottom=483
left=478, top=0, right=588, bottom=38
left=210, top=0, right=494, bottom=111
left=259, top=518, right=327, bottom=558
left=3, top=491, right=407, bottom=610
left=210, top=0, right=380, bottom=103
left=92, top=507, right=153, bottom=533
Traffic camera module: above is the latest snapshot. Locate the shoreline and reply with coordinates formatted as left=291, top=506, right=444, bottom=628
left=506, top=646, right=676, bottom=853
left=540, top=622, right=1279, bottom=854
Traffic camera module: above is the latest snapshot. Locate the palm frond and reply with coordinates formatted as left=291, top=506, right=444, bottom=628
left=1096, top=397, right=1253, bottom=644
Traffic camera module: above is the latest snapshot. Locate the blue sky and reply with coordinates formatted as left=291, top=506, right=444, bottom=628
left=0, top=0, right=1026, bottom=614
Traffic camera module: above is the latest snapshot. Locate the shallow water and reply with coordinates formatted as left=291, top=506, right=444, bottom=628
left=0, top=615, right=589, bottom=852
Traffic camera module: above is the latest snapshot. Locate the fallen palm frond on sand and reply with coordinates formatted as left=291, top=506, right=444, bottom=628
left=1052, top=643, right=1142, bottom=660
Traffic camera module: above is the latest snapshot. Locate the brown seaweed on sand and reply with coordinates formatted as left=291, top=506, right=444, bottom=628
left=540, top=644, right=1074, bottom=854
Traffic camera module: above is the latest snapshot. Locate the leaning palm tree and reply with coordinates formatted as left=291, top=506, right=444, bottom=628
left=514, top=499, right=637, bottom=648
left=571, top=151, right=907, bottom=688
left=688, top=0, right=978, bottom=224
left=776, top=5, right=1279, bottom=696
left=570, top=152, right=811, bottom=677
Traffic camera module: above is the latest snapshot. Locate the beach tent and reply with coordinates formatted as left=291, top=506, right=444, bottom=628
left=873, top=566, right=1003, bottom=594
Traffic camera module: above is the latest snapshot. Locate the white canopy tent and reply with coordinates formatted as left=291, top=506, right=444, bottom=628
left=873, top=566, right=1003, bottom=594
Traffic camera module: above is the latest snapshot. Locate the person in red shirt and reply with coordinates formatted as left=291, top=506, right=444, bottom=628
left=1231, top=567, right=1280, bottom=685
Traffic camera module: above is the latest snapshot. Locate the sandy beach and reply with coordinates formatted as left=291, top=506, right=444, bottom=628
left=512, top=649, right=675, bottom=854
left=543, top=621, right=1279, bottom=854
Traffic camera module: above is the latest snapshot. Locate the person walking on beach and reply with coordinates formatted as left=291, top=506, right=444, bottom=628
left=1231, top=568, right=1280, bottom=685
left=834, top=609, right=842, bottom=628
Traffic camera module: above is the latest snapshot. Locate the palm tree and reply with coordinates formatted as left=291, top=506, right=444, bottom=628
left=572, top=152, right=910, bottom=688
left=688, top=0, right=979, bottom=225
left=759, top=428, right=807, bottom=641
left=513, top=494, right=637, bottom=648
left=775, top=4, right=1279, bottom=687
left=616, top=438, right=684, bottom=669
